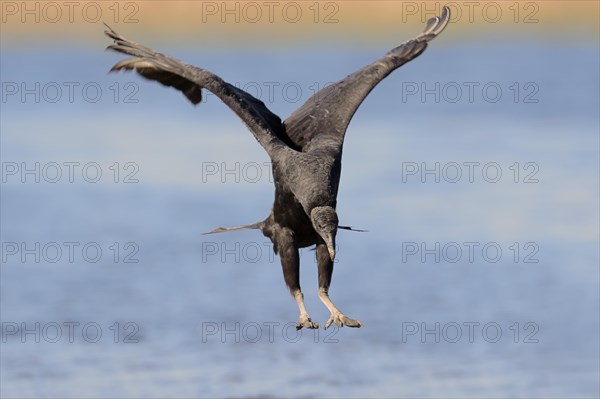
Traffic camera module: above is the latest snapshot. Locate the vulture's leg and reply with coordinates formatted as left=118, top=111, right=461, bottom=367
left=317, top=243, right=362, bottom=329
left=277, top=227, right=319, bottom=330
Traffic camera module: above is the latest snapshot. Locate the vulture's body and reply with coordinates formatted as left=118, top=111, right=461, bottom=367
left=105, top=7, right=451, bottom=329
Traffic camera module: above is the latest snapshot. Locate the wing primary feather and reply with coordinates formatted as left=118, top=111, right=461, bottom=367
left=338, top=226, right=369, bottom=233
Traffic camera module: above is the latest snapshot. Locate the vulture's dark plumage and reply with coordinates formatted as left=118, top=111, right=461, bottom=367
left=105, top=6, right=450, bottom=329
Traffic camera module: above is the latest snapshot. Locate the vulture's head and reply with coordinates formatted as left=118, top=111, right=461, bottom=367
left=310, top=206, right=339, bottom=261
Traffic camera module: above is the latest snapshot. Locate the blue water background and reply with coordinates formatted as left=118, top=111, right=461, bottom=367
left=1, top=29, right=599, bottom=398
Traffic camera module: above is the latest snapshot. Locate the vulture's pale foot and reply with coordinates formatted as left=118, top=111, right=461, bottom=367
left=324, top=312, right=362, bottom=329
left=296, top=314, right=320, bottom=330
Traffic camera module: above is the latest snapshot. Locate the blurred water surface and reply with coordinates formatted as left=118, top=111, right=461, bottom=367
left=1, top=34, right=599, bottom=398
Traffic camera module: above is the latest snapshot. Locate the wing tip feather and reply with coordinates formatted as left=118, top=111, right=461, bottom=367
left=419, top=5, right=451, bottom=41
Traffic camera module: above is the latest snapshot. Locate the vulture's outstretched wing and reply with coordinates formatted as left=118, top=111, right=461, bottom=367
left=104, top=25, right=294, bottom=156
left=283, top=6, right=450, bottom=151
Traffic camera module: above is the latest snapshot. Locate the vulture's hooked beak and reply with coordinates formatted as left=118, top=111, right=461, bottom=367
left=325, top=235, right=336, bottom=262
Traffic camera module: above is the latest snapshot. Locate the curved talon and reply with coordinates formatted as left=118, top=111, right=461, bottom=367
left=325, top=318, right=333, bottom=330
left=296, top=315, right=320, bottom=330
left=324, top=312, right=362, bottom=330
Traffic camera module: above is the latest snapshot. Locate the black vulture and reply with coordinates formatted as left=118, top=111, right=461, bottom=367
left=105, top=6, right=450, bottom=330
